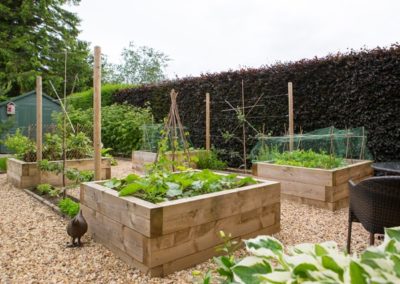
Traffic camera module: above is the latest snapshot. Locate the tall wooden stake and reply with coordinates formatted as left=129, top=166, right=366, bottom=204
left=36, top=76, right=42, bottom=183
left=205, top=92, right=210, bottom=151
left=288, top=82, right=294, bottom=151
left=241, top=80, right=247, bottom=173
left=93, top=46, right=102, bottom=180
left=62, top=50, right=67, bottom=197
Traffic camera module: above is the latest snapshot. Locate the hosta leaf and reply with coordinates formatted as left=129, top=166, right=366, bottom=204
left=391, top=255, right=400, bottom=277
left=321, top=255, right=344, bottom=280
left=258, top=271, right=292, bottom=283
left=349, top=261, right=369, bottom=284
left=245, top=236, right=283, bottom=254
left=232, top=256, right=272, bottom=284
left=385, top=227, right=400, bottom=242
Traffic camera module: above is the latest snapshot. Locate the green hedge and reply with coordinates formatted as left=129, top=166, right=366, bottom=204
left=67, top=84, right=133, bottom=109
left=113, top=45, right=400, bottom=166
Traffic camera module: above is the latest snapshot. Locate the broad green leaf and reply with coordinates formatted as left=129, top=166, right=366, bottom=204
left=124, top=173, right=140, bottom=184
left=349, top=261, right=368, bottom=284
left=258, top=271, right=292, bottom=283
left=119, top=183, right=143, bottom=196
left=191, top=180, right=203, bottom=190
left=391, top=255, right=400, bottom=277
left=292, top=243, right=315, bottom=255
left=315, top=244, right=329, bottom=256
left=293, top=263, right=318, bottom=278
left=232, top=256, right=272, bottom=284
left=385, top=227, right=400, bottom=242
left=245, top=236, right=284, bottom=254
left=321, top=255, right=344, bottom=280
left=103, top=178, right=121, bottom=189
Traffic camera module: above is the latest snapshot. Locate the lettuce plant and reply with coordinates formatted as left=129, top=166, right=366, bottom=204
left=208, top=227, right=400, bottom=283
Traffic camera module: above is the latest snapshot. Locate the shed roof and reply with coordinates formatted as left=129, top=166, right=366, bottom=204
left=0, top=90, right=61, bottom=107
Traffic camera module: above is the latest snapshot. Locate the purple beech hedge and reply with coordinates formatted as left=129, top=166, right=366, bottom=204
left=113, top=45, right=400, bottom=167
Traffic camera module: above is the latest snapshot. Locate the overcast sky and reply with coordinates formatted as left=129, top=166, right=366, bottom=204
left=69, top=0, right=400, bottom=78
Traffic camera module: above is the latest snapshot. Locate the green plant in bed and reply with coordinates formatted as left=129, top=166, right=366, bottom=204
left=104, top=169, right=257, bottom=203
left=58, top=198, right=80, bottom=218
left=272, top=149, right=346, bottom=169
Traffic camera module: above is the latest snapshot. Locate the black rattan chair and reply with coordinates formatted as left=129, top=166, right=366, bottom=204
left=347, top=176, right=400, bottom=253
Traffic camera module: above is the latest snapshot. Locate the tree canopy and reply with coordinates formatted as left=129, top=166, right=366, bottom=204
left=0, top=0, right=91, bottom=97
left=104, top=42, right=170, bottom=85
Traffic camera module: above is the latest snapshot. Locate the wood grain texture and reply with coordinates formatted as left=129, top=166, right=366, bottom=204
left=253, top=160, right=372, bottom=210
left=80, top=175, right=281, bottom=276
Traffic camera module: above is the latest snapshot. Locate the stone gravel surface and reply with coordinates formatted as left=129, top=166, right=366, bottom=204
left=1, top=160, right=374, bottom=283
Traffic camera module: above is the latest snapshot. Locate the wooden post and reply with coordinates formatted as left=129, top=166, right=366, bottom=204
left=241, top=80, right=247, bottom=173
left=205, top=93, right=210, bottom=151
left=288, top=82, right=294, bottom=151
left=93, top=46, right=102, bottom=180
left=36, top=76, right=42, bottom=183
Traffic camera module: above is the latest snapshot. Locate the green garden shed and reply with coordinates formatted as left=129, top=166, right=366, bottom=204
left=0, top=90, right=61, bottom=153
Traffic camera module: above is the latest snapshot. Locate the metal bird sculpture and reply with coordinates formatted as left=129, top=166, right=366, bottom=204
left=67, top=210, right=88, bottom=247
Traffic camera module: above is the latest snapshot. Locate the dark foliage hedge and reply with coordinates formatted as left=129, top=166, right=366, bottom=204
left=113, top=45, right=400, bottom=166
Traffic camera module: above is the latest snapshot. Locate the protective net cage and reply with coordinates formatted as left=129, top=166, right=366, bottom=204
left=250, top=126, right=373, bottom=162
left=140, top=124, right=194, bottom=152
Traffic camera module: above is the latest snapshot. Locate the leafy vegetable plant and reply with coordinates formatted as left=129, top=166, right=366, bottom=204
left=36, top=183, right=60, bottom=197
left=58, top=198, right=80, bottom=218
left=4, top=129, right=36, bottom=161
left=208, top=226, right=400, bottom=283
left=257, top=147, right=346, bottom=169
left=104, top=170, right=257, bottom=203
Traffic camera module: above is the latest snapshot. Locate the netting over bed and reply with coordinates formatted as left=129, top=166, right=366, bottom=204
left=250, top=127, right=372, bottom=162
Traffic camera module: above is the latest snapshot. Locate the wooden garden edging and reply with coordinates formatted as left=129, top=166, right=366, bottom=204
left=7, top=157, right=111, bottom=189
left=252, top=160, right=373, bottom=211
left=80, top=174, right=281, bottom=277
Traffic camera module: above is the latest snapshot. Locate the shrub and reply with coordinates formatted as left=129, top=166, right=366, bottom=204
left=195, top=150, right=227, bottom=170
left=4, top=129, right=36, bottom=161
left=66, top=132, right=93, bottom=159
left=58, top=198, right=80, bottom=218
left=42, top=133, right=62, bottom=160
left=55, top=104, right=153, bottom=156
left=67, top=84, right=133, bottom=109
left=205, top=227, right=400, bottom=283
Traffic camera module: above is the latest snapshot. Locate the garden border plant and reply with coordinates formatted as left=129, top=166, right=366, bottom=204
left=193, top=226, right=400, bottom=283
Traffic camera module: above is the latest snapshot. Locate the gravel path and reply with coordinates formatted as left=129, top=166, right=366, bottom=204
left=0, top=160, right=373, bottom=283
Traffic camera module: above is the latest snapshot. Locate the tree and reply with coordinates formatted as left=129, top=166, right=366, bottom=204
left=114, top=42, right=170, bottom=84
left=0, top=0, right=91, bottom=97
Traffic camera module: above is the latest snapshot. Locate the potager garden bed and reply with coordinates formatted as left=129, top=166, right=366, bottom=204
left=7, top=157, right=111, bottom=188
left=253, top=159, right=372, bottom=210
left=80, top=170, right=280, bottom=277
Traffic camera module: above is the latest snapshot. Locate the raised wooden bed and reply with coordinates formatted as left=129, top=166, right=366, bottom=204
left=80, top=175, right=280, bottom=277
left=7, top=157, right=111, bottom=189
left=132, top=150, right=206, bottom=172
left=252, top=160, right=373, bottom=210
